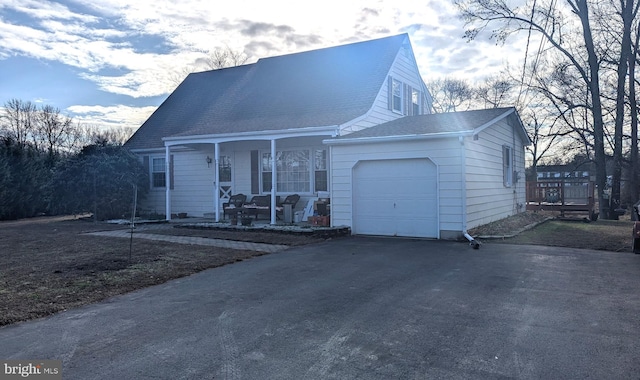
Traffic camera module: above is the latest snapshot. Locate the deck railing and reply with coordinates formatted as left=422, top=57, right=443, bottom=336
left=526, top=180, right=595, bottom=214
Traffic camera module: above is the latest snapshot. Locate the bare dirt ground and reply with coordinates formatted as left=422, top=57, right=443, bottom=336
left=0, top=211, right=634, bottom=326
left=0, top=217, right=325, bottom=326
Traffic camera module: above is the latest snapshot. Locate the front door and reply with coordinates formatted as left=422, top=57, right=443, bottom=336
left=218, top=155, right=233, bottom=209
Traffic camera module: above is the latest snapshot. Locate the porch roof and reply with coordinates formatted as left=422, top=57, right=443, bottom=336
left=125, top=34, right=408, bottom=151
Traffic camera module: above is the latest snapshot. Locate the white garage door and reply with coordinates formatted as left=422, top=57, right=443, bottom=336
left=352, top=158, right=438, bottom=238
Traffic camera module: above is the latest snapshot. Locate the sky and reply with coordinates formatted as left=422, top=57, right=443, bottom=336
left=0, top=0, right=529, bottom=133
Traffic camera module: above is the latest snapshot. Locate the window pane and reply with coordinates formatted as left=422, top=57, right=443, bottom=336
left=315, top=171, right=327, bottom=192
left=261, top=150, right=313, bottom=193
left=152, top=158, right=166, bottom=188
left=219, top=156, right=232, bottom=182
left=262, top=153, right=272, bottom=172
left=262, top=172, right=272, bottom=192
left=412, top=89, right=420, bottom=115
left=315, top=149, right=327, bottom=170
left=153, top=172, right=166, bottom=188
left=152, top=157, right=165, bottom=172
left=276, top=150, right=310, bottom=192
left=392, top=79, right=402, bottom=112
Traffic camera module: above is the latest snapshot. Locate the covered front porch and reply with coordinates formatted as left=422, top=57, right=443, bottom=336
left=155, top=126, right=337, bottom=225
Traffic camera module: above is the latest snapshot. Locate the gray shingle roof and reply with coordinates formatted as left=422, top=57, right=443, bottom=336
left=336, top=107, right=517, bottom=139
left=125, top=34, right=408, bottom=150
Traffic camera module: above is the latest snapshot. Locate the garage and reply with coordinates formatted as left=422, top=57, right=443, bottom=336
left=352, top=158, right=438, bottom=238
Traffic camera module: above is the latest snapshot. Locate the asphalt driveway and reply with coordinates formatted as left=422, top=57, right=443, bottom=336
left=1, top=237, right=639, bottom=379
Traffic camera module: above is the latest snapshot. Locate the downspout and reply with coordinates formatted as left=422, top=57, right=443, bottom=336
left=165, top=145, right=171, bottom=221
left=214, top=142, right=220, bottom=222
left=460, top=135, right=479, bottom=249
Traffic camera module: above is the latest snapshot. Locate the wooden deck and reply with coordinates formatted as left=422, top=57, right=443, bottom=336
left=526, top=180, right=596, bottom=217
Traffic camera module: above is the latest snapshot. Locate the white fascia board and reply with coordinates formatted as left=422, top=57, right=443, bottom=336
left=162, top=125, right=339, bottom=147
left=471, top=108, right=514, bottom=135
left=129, top=146, right=193, bottom=154
left=472, top=108, right=531, bottom=146
left=323, top=130, right=474, bottom=145
left=128, top=148, right=165, bottom=154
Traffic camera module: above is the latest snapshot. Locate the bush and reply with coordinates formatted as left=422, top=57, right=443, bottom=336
left=49, top=144, right=148, bottom=220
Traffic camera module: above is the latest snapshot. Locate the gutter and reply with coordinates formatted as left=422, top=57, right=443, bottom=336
left=323, top=130, right=475, bottom=145
left=163, top=125, right=339, bottom=145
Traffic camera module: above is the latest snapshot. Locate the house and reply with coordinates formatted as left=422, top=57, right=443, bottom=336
left=125, top=34, right=530, bottom=239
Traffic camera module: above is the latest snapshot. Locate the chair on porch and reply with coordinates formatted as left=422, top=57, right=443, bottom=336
left=277, top=194, right=300, bottom=220
left=243, top=195, right=281, bottom=220
left=223, top=194, right=247, bottom=219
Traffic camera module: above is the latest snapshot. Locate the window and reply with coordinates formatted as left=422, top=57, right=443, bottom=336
left=152, top=157, right=166, bottom=188
left=503, top=146, right=513, bottom=187
left=219, top=156, right=232, bottom=182
left=314, top=149, right=328, bottom=192
left=412, top=88, right=420, bottom=115
left=260, top=148, right=327, bottom=193
left=392, top=79, right=402, bottom=113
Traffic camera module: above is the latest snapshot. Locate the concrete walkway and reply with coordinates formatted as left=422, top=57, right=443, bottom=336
left=86, top=230, right=289, bottom=253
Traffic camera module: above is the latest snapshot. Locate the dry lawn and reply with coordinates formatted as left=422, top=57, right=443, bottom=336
left=470, top=211, right=634, bottom=252
left=0, top=217, right=324, bottom=326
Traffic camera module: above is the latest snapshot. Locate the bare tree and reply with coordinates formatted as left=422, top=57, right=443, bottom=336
left=629, top=21, right=640, bottom=205
left=427, top=78, right=475, bottom=113
left=454, top=0, right=613, bottom=217
left=169, top=47, right=249, bottom=87
left=476, top=76, right=515, bottom=108
left=1, top=99, right=37, bottom=147
left=34, top=104, right=74, bottom=158
left=201, top=47, right=248, bottom=70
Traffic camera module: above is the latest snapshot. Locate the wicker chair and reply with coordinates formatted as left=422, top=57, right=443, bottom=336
left=222, top=194, right=247, bottom=219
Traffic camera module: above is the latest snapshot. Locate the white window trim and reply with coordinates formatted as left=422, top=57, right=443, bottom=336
left=392, top=78, right=403, bottom=114
left=151, top=156, right=166, bottom=189
left=259, top=147, right=329, bottom=195
left=503, top=145, right=513, bottom=188
left=411, top=88, right=420, bottom=115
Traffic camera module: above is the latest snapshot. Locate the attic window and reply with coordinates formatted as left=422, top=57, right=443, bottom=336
left=392, top=79, right=402, bottom=113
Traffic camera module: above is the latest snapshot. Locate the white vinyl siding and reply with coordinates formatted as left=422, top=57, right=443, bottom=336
left=339, top=38, right=431, bottom=135
left=465, top=117, right=526, bottom=229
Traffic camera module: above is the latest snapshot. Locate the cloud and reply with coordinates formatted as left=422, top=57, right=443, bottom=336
left=239, top=20, right=295, bottom=37
left=67, top=104, right=157, bottom=130
left=0, top=0, right=98, bottom=22
left=1, top=0, right=530, bottom=109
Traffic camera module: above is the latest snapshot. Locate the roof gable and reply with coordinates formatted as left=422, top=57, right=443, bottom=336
left=126, top=34, right=409, bottom=150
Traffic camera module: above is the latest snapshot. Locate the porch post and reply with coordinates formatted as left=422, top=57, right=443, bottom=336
left=270, top=138, right=277, bottom=224
left=165, top=145, right=171, bottom=221
left=214, top=142, right=220, bottom=222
